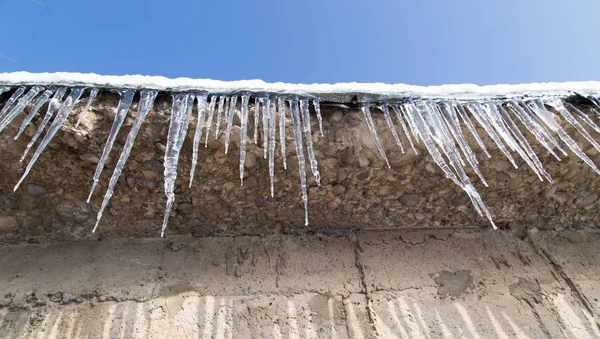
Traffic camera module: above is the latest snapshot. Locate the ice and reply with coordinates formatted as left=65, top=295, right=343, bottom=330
left=312, top=99, right=324, bottom=136
left=299, top=98, right=321, bottom=185
left=453, top=103, right=491, bottom=158
left=204, top=95, right=217, bottom=147
left=214, top=96, right=225, bottom=138
left=0, top=86, right=9, bottom=95
left=75, top=88, right=98, bottom=127
left=0, top=86, right=43, bottom=134
left=391, top=105, right=417, bottom=154
left=548, top=99, right=600, bottom=155
left=224, top=95, right=238, bottom=154
left=15, top=88, right=84, bottom=190
left=254, top=97, right=260, bottom=144
left=361, top=104, right=390, bottom=168
left=379, top=104, right=404, bottom=153
left=162, top=93, right=193, bottom=237
left=289, top=98, right=309, bottom=226
left=92, top=90, right=158, bottom=233
left=189, top=93, right=208, bottom=187
left=239, top=93, right=250, bottom=185
left=0, top=86, right=26, bottom=120
left=262, top=97, right=270, bottom=158
left=268, top=98, right=277, bottom=196
left=14, top=87, right=55, bottom=140
left=87, top=89, right=135, bottom=202
left=567, top=103, right=600, bottom=134
left=278, top=97, right=287, bottom=169
left=20, top=87, right=67, bottom=161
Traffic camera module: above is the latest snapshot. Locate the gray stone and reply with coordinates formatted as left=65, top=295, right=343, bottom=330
left=26, top=183, right=47, bottom=196
left=452, top=194, right=470, bottom=206
left=42, top=216, right=53, bottom=229
left=495, top=171, right=510, bottom=181
left=576, top=193, right=598, bottom=208
left=143, top=160, right=164, bottom=172
left=340, top=148, right=357, bottom=166
left=61, top=293, right=73, bottom=304
left=399, top=194, right=419, bottom=207
left=80, top=153, right=99, bottom=163
left=434, top=270, right=473, bottom=298
left=72, top=212, right=89, bottom=224
left=368, top=203, right=381, bottom=213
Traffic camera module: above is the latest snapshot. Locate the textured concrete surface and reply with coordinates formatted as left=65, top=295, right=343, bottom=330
left=1, top=228, right=599, bottom=338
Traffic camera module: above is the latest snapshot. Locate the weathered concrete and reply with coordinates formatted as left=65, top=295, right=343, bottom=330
left=1, top=229, right=599, bottom=338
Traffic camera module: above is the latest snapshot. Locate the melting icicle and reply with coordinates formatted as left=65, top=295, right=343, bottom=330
left=75, top=88, right=99, bottom=127
left=15, top=88, right=84, bottom=190
left=0, top=86, right=26, bottom=120
left=190, top=93, right=208, bottom=187
left=548, top=99, right=600, bottom=154
left=254, top=97, right=260, bottom=144
left=391, top=105, right=417, bottom=154
left=262, top=97, right=270, bottom=158
left=239, top=94, right=250, bottom=185
left=87, top=89, right=135, bottom=202
left=361, top=104, right=390, bottom=168
left=268, top=98, right=277, bottom=196
left=379, top=104, right=404, bottom=153
left=20, top=87, right=67, bottom=161
left=92, top=90, right=158, bottom=233
left=289, top=98, right=309, bottom=226
left=214, top=96, right=225, bottom=138
left=528, top=100, right=600, bottom=174
left=453, top=103, right=491, bottom=158
left=14, top=87, right=55, bottom=140
left=312, top=99, right=324, bottom=137
left=0, top=86, right=43, bottom=134
left=224, top=95, right=238, bottom=154
left=162, top=93, right=193, bottom=237
left=204, top=95, right=217, bottom=147
left=299, top=98, right=321, bottom=185
left=566, top=103, right=600, bottom=134
left=278, top=97, right=287, bottom=169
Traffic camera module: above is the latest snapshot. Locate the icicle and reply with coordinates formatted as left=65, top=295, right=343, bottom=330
left=278, top=97, right=287, bottom=169
left=379, top=104, right=404, bottom=153
left=0, top=86, right=9, bottom=95
left=506, top=101, right=563, bottom=161
left=453, top=103, right=491, bottom=158
left=224, top=95, right=238, bottom=154
left=239, top=94, right=250, bottom=185
left=204, top=95, right=217, bottom=147
left=400, top=103, right=421, bottom=144
left=14, top=87, right=55, bottom=140
left=20, top=87, right=67, bottom=161
left=87, top=89, right=135, bottom=203
left=92, top=90, right=158, bottom=233
left=299, top=98, right=321, bottom=185
left=15, top=88, right=84, bottom=190
left=548, top=99, right=600, bottom=154
left=162, top=93, right=193, bottom=237
left=467, top=102, right=519, bottom=168
left=361, top=104, right=390, bottom=168
left=589, top=96, right=600, bottom=110
left=189, top=93, right=208, bottom=187
left=0, top=86, right=43, bottom=134
left=262, top=97, right=270, bottom=159
left=75, top=88, right=99, bottom=127
left=528, top=99, right=600, bottom=174
left=268, top=98, right=277, bottom=196
left=566, top=103, right=600, bottom=134
left=214, top=96, right=225, bottom=138
left=0, top=86, right=26, bottom=120
left=312, top=99, right=324, bottom=137
left=391, top=105, right=417, bottom=154
left=254, top=97, right=260, bottom=143
left=289, top=98, right=309, bottom=226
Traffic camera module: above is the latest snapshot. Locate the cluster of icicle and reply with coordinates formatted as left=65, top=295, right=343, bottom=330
left=1, top=86, right=600, bottom=236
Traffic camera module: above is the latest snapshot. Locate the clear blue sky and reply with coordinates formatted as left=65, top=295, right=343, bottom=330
left=0, top=0, right=599, bottom=86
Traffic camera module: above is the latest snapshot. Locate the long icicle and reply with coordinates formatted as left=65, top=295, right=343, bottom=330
left=312, top=99, right=324, bottom=137
left=361, top=104, right=390, bottom=168
left=289, top=98, right=309, bottom=226
left=75, top=88, right=99, bottom=127
left=87, top=89, right=135, bottom=202
left=214, top=96, right=225, bottom=138
left=391, top=105, right=417, bottom=154
left=204, top=95, right=217, bottom=147
left=380, top=104, right=404, bottom=153
left=453, top=103, right=491, bottom=158
left=20, top=87, right=68, bottom=161
left=162, top=93, right=193, bottom=237
left=0, top=86, right=26, bottom=120
left=567, top=103, right=600, bottom=134
left=239, top=94, right=250, bottom=185
left=278, top=97, right=287, bottom=169
left=224, top=95, right=238, bottom=154
left=15, top=88, right=84, bottom=190
left=299, top=98, right=321, bottom=185
left=0, top=86, right=43, bottom=134
left=92, top=90, right=158, bottom=233
left=254, top=97, right=260, bottom=143
left=14, top=87, right=55, bottom=140
left=262, top=96, right=270, bottom=158
left=268, top=97, right=277, bottom=196
left=190, top=93, right=208, bottom=187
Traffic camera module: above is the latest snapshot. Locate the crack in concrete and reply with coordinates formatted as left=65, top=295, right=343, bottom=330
left=352, top=233, right=380, bottom=338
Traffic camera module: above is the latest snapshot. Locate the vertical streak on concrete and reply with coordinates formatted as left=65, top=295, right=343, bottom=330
left=352, top=233, right=380, bottom=338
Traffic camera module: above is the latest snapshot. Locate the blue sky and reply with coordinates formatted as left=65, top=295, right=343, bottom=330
left=0, top=0, right=599, bottom=85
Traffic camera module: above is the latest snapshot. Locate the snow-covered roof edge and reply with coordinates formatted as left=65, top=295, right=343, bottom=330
left=1, top=72, right=600, bottom=101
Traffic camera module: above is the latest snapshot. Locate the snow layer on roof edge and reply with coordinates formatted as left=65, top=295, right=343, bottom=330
left=1, top=72, right=600, bottom=100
